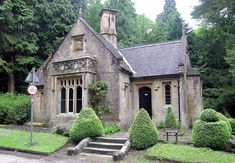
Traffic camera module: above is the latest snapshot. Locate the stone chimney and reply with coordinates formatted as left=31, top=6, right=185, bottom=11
left=99, top=9, right=117, bottom=48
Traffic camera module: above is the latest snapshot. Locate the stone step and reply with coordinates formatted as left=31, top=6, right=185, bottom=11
left=88, top=142, right=124, bottom=150
left=82, top=147, right=119, bottom=155
left=94, top=137, right=127, bottom=144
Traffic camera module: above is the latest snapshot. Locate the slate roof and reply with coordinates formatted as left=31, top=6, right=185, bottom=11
left=119, top=40, right=185, bottom=78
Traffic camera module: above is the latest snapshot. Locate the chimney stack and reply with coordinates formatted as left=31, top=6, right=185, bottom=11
left=99, top=9, right=117, bottom=48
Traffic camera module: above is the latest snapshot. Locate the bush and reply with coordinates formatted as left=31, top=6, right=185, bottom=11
left=52, top=125, right=70, bottom=137
left=229, top=119, right=235, bottom=132
left=0, top=93, right=30, bottom=125
left=69, top=108, right=103, bottom=143
left=192, top=120, right=230, bottom=150
left=103, top=124, right=121, bottom=135
left=129, top=109, right=158, bottom=149
left=165, top=107, right=177, bottom=128
left=200, top=109, right=219, bottom=122
left=217, top=112, right=232, bottom=135
left=158, top=121, right=165, bottom=129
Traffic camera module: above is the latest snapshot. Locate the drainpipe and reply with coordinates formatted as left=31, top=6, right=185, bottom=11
left=177, top=77, right=181, bottom=123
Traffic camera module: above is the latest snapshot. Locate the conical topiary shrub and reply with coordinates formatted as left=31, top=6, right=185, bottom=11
left=69, top=108, right=103, bottom=143
left=129, top=108, right=158, bottom=149
left=165, top=107, right=177, bottom=128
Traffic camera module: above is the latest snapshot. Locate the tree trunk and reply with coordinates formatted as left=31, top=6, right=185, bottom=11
left=7, top=55, right=15, bottom=93
left=8, top=72, right=15, bottom=93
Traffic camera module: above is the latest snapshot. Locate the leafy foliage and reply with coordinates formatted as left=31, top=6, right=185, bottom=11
left=192, top=120, right=230, bottom=150
left=155, top=0, right=182, bottom=42
left=129, top=109, right=158, bottom=149
left=217, top=112, right=232, bottom=135
left=69, top=108, right=103, bottom=143
left=88, top=81, right=109, bottom=117
left=200, top=109, right=219, bottom=122
left=229, top=119, right=235, bottom=132
left=190, top=0, right=235, bottom=117
left=0, top=93, right=30, bottom=125
left=165, top=107, right=177, bottom=128
left=103, top=123, right=121, bottom=135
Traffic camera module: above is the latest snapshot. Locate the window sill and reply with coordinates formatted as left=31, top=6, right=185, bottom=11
left=163, top=105, right=172, bottom=109
left=56, top=113, right=79, bottom=118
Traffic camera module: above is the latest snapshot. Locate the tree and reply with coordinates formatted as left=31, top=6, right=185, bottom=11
left=0, top=0, right=78, bottom=93
left=83, top=0, right=104, bottom=32
left=189, top=0, right=235, bottom=117
left=0, top=0, right=39, bottom=93
left=155, top=0, right=182, bottom=42
left=134, top=14, right=157, bottom=45
left=107, top=0, right=139, bottom=47
left=192, top=0, right=235, bottom=78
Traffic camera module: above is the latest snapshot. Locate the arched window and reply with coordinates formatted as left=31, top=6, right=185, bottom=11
left=76, top=87, right=82, bottom=113
left=61, top=87, right=66, bottom=113
left=165, top=84, right=171, bottom=105
left=69, top=88, right=73, bottom=113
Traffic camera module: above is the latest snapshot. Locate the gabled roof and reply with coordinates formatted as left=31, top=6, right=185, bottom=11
left=78, top=17, right=132, bottom=73
left=119, top=40, right=184, bottom=78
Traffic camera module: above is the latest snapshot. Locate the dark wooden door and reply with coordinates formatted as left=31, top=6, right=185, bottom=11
left=139, top=87, right=152, bottom=118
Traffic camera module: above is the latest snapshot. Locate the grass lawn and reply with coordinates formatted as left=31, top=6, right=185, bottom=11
left=0, top=128, right=68, bottom=154
left=145, top=143, right=235, bottom=163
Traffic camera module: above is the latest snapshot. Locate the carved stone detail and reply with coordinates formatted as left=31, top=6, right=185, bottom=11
left=53, top=57, right=96, bottom=74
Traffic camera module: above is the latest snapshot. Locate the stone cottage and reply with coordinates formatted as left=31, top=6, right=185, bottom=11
left=35, top=9, right=202, bottom=128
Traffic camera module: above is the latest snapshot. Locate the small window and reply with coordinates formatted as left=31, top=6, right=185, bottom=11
left=76, top=87, right=82, bottom=113
left=61, top=88, right=66, bottom=113
left=69, top=88, right=74, bottom=113
left=165, top=84, right=171, bottom=105
left=72, top=35, right=84, bottom=52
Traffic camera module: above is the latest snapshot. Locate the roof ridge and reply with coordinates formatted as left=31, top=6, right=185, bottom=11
left=118, top=40, right=181, bottom=51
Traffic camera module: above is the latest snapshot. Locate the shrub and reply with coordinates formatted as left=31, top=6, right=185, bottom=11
left=229, top=119, right=235, bottom=132
left=129, top=109, right=158, bottom=149
left=200, top=109, right=219, bottom=122
left=0, top=93, right=30, bottom=125
left=88, top=81, right=109, bottom=118
left=52, top=125, right=70, bottom=137
left=192, top=120, right=230, bottom=150
left=103, top=124, right=121, bottom=135
left=69, top=108, right=103, bottom=143
left=165, top=107, right=177, bottom=128
left=217, top=112, right=232, bottom=135
left=158, top=121, right=165, bottom=129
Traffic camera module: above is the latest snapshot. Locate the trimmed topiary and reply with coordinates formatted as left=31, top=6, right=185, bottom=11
left=200, top=109, right=219, bottom=122
left=217, top=112, right=232, bottom=135
left=165, top=107, right=177, bottom=128
left=129, top=108, right=158, bottom=149
left=229, top=119, right=235, bottom=132
left=192, top=120, right=230, bottom=150
left=69, top=108, right=103, bottom=143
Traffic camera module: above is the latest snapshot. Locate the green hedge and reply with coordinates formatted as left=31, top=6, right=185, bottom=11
left=129, top=109, right=158, bottom=149
left=165, top=107, right=177, bottom=128
left=229, top=119, right=235, bottom=132
left=0, top=93, right=30, bottom=125
left=69, top=108, right=103, bottom=143
left=103, top=124, right=121, bottom=135
left=192, top=120, right=230, bottom=150
left=217, top=112, right=232, bottom=135
left=200, top=109, right=219, bottom=122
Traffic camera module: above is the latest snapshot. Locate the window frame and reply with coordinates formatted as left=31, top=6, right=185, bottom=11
left=163, top=82, right=172, bottom=106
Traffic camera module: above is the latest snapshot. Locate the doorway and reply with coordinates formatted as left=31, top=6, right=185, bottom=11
left=139, top=87, right=152, bottom=118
